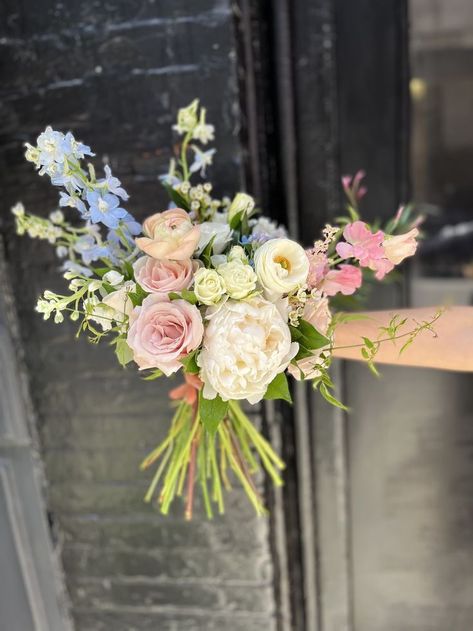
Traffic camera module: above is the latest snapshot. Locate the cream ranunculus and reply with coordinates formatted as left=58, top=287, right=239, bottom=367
left=193, top=268, right=226, bottom=305
left=197, top=296, right=298, bottom=404
left=218, top=260, right=257, bottom=300
left=254, top=238, right=309, bottom=298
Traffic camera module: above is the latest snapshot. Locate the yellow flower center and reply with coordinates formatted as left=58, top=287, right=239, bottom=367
left=274, top=255, right=291, bottom=272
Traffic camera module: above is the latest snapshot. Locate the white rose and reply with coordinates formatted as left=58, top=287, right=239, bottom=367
left=197, top=297, right=298, bottom=404
left=228, top=245, right=247, bottom=263
left=194, top=268, right=226, bottom=305
left=254, top=238, right=309, bottom=298
left=218, top=260, right=257, bottom=300
left=197, top=220, right=232, bottom=255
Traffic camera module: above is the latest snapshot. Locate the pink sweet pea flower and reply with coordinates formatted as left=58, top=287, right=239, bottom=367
left=383, top=228, right=419, bottom=265
left=336, top=221, right=395, bottom=281
left=336, top=221, right=384, bottom=265
left=321, top=264, right=362, bottom=296
left=342, top=170, right=367, bottom=201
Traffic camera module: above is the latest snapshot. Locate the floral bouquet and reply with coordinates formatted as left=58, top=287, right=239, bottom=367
left=13, top=100, right=421, bottom=519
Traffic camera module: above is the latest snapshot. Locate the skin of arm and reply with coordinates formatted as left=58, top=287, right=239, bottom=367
left=332, top=306, right=473, bottom=372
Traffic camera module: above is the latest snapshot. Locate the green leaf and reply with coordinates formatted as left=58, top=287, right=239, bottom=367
left=318, top=383, right=349, bottom=411
left=181, top=289, right=198, bottom=305
left=162, top=181, right=191, bottom=212
left=123, top=261, right=135, bottom=280
left=199, top=391, right=228, bottom=434
left=200, top=236, right=216, bottom=267
left=92, top=266, right=112, bottom=278
left=115, top=337, right=134, bottom=367
left=128, top=283, right=149, bottom=307
left=229, top=209, right=244, bottom=231
left=290, top=319, right=330, bottom=351
left=264, top=372, right=292, bottom=404
left=180, top=350, right=199, bottom=374
left=362, top=336, right=375, bottom=351
left=142, top=369, right=164, bottom=381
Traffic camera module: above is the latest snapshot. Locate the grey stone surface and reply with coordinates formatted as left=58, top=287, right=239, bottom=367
left=0, top=1, right=279, bottom=629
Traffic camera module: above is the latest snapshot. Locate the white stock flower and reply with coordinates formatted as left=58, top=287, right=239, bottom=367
left=103, top=270, right=125, bottom=286
left=254, top=238, right=309, bottom=298
left=218, top=260, right=257, bottom=300
left=197, top=296, right=298, bottom=404
left=193, top=268, right=226, bottom=305
left=197, top=220, right=232, bottom=255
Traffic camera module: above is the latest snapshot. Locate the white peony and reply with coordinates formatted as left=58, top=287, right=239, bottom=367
left=218, top=260, right=257, bottom=300
left=193, top=268, right=226, bottom=305
left=254, top=238, right=309, bottom=298
left=197, top=296, right=298, bottom=404
left=197, top=220, right=232, bottom=255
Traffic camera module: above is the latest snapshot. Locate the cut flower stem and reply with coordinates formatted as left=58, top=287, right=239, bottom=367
left=141, top=399, right=285, bottom=519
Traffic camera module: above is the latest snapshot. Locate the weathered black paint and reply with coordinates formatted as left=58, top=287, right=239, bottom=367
left=0, top=2, right=280, bottom=630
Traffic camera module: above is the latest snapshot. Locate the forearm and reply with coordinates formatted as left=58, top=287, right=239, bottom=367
left=332, top=306, right=473, bottom=372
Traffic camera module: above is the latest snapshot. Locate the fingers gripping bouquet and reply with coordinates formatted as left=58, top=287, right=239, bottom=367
left=13, top=100, right=420, bottom=518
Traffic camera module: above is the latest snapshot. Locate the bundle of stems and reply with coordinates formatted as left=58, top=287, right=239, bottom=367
left=141, top=399, right=284, bottom=519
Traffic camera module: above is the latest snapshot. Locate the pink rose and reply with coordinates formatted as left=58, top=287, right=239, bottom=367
left=321, top=264, right=362, bottom=296
left=127, top=294, right=204, bottom=375
left=133, top=255, right=197, bottom=297
left=135, top=208, right=200, bottom=260
left=383, top=228, right=419, bottom=265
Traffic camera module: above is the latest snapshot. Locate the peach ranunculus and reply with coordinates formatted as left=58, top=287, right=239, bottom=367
left=135, top=208, right=200, bottom=260
left=383, top=228, right=419, bottom=265
left=127, top=294, right=204, bottom=375
left=133, top=255, right=197, bottom=297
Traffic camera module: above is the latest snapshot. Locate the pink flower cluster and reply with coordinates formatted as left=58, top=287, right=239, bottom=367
left=336, top=221, right=418, bottom=280
left=306, top=220, right=418, bottom=296
left=127, top=208, right=204, bottom=374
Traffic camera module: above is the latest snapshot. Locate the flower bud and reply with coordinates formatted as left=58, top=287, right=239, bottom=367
left=227, top=193, right=255, bottom=224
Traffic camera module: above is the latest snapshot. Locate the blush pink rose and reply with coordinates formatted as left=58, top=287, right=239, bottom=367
left=306, top=251, right=329, bottom=289
left=288, top=297, right=331, bottom=381
left=127, top=294, right=204, bottom=375
left=135, top=208, right=200, bottom=260
left=383, top=228, right=419, bottom=265
left=303, top=296, right=332, bottom=333
left=321, top=264, right=362, bottom=296
left=133, top=255, right=197, bottom=297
